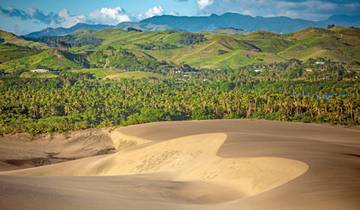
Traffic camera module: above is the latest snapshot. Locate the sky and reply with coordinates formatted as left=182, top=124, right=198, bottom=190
left=0, top=0, right=359, bottom=35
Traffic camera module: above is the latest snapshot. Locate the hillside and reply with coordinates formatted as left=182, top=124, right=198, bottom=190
left=0, top=49, right=82, bottom=72
left=1, top=26, right=359, bottom=72
left=0, top=31, right=85, bottom=72
left=68, top=26, right=360, bottom=69
left=0, top=30, right=46, bottom=49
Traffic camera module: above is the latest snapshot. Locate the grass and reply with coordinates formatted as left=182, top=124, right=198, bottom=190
left=0, top=44, right=39, bottom=63
left=0, top=30, right=47, bottom=49
left=69, top=69, right=164, bottom=80
left=0, top=49, right=81, bottom=72
left=105, top=71, right=164, bottom=80
left=69, top=68, right=119, bottom=79
left=20, top=72, right=58, bottom=79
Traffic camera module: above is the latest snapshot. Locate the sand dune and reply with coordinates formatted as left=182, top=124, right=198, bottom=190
left=1, top=133, right=308, bottom=198
left=0, top=120, right=359, bottom=210
left=0, top=129, right=115, bottom=171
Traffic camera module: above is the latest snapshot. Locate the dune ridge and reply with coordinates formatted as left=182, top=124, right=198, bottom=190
left=1, top=132, right=308, bottom=199
left=109, top=129, right=152, bottom=150
left=1, top=120, right=359, bottom=210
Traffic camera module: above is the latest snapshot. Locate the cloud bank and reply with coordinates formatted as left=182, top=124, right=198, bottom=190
left=0, top=5, right=177, bottom=31
left=88, top=7, right=131, bottom=25
left=0, top=6, right=132, bottom=27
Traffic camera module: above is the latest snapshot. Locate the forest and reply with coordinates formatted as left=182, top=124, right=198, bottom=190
left=1, top=58, right=359, bottom=135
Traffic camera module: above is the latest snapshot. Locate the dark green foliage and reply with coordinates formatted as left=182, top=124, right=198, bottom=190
left=0, top=44, right=40, bottom=64
left=27, top=35, right=103, bottom=49
left=137, top=43, right=178, bottom=50
left=127, top=27, right=143, bottom=32
left=88, top=47, right=175, bottom=73
left=327, top=24, right=336, bottom=29
left=179, top=33, right=206, bottom=45
left=218, top=50, right=228, bottom=55
left=0, top=60, right=359, bottom=135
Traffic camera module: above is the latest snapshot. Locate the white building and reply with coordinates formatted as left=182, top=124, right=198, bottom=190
left=30, top=69, right=50, bottom=73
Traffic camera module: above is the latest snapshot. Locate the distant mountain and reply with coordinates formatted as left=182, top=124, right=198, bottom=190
left=25, top=13, right=360, bottom=38
left=25, top=23, right=112, bottom=38
left=117, top=22, right=172, bottom=31
left=325, top=15, right=360, bottom=26
left=140, top=13, right=360, bottom=33
left=211, top=27, right=245, bottom=34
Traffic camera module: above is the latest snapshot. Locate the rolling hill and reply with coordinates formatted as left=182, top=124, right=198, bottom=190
left=0, top=30, right=47, bottom=49
left=0, top=49, right=82, bottom=72
left=1, top=26, right=359, bottom=72
left=67, top=26, right=359, bottom=69
left=0, top=30, right=85, bottom=72
left=0, top=30, right=46, bottom=66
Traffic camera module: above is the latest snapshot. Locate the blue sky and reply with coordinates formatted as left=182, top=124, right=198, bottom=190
left=1, top=0, right=359, bottom=34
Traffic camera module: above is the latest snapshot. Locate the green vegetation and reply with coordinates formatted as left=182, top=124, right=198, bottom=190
left=0, top=49, right=82, bottom=73
left=1, top=58, right=359, bottom=135
left=0, top=30, right=46, bottom=49
left=0, top=44, right=40, bottom=64
left=69, top=68, right=119, bottom=79
left=105, top=71, right=163, bottom=80
left=1, top=26, right=359, bottom=73
left=69, top=69, right=163, bottom=80
left=0, top=27, right=359, bottom=134
left=19, top=72, right=58, bottom=79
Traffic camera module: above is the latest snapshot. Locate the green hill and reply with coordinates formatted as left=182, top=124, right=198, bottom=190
left=277, top=27, right=360, bottom=61
left=0, top=30, right=46, bottom=49
left=0, top=30, right=47, bottom=64
left=73, top=26, right=359, bottom=69
left=0, top=49, right=82, bottom=72
left=0, top=31, right=83, bottom=73
left=1, top=26, right=359, bottom=73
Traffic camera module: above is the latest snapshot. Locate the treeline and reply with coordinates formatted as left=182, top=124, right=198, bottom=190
left=180, top=33, right=206, bottom=45
left=137, top=43, right=178, bottom=50
left=27, top=35, right=103, bottom=50
left=0, top=72, right=358, bottom=135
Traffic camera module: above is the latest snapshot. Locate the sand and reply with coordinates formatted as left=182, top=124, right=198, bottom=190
left=0, top=129, right=115, bottom=171
left=0, top=119, right=359, bottom=210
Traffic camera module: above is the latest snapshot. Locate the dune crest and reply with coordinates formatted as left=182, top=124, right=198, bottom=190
left=2, top=132, right=308, bottom=198
left=109, top=129, right=151, bottom=150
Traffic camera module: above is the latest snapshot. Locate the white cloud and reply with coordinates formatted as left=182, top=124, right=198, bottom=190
left=138, top=6, right=164, bottom=19
left=197, top=0, right=214, bottom=9
left=88, top=7, right=131, bottom=25
left=58, top=9, right=85, bottom=27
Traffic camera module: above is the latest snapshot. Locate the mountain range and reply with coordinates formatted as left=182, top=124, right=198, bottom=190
left=24, top=13, right=360, bottom=38
left=25, top=23, right=112, bottom=38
